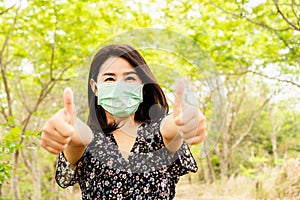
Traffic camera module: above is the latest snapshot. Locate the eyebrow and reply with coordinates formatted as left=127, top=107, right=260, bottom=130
left=102, top=71, right=138, bottom=76
left=102, top=72, right=115, bottom=76
left=124, top=71, right=138, bottom=76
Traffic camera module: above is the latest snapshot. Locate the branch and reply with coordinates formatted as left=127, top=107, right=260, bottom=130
left=49, top=43, right=55, bottom=80
left=19, top=1, right=62, bottom=143
left=273, top=31, right=296, bottom=55
left=21, top=149, right=35, bottom=179
left=20, top=64, right=72, bottom=145
left=291, top=0, right=300, bottom=24
left=0, top=3, right=21, bottom=118
left=0, top=105, right=8, bottom=122
left=248, top=70, right=300, bottom=88
left=273, top=0, right=300, bottom=31
left=0, top=5, right=15, bottom=16
left=231, top=91, right=274, bottom=150
left=228, top=84, right=246, bottom=135
left=210, top=1, right=291, bottom=32
left=0, top=37, right=11, bottom=117
left=16, top=82, right=32, bottom=114
left=243, top=15, right=291, bottom=32
left=49, top=0, right=58, bottom=79
left=229, top=70, right=300, bottom=88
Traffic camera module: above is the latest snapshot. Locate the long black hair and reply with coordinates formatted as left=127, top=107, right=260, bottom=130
left=87, top=44, right=169, bottom=134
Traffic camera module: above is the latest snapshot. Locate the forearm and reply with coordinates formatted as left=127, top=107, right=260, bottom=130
left=63, top=117, right=93, bottom=166
left=160, top=115, right=183, bottom=154
left=162, top=135, right=184, bottom=155
left=63, top=145, right=86, bottom=167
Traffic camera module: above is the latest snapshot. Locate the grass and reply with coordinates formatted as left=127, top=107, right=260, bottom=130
left=175, top=158, right=300, bottom=200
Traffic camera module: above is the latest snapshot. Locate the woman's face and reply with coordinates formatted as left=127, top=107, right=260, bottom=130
left=90, top=57, right=143, bottom=121
left=97, top=57, right=142, bottom=85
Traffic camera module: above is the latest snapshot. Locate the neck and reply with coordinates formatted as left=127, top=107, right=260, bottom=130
left=115, top=114, right=140, bottom=137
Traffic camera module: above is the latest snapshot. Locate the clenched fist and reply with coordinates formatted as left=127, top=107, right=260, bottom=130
left=40, top=88, right=76, bottom=154
left=40, top=88, right=92, bottom=159
left=173, top=79, right=207, bottom=145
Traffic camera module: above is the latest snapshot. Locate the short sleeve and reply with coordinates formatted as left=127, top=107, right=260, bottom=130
left=168, top=142, right=198, bottom=176
left=55, top=152, right=77, bottom=188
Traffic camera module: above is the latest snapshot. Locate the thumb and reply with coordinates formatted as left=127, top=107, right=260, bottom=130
left=63, top=87, right=74, bottom=123
left=173, top=79, right=185, bottom=118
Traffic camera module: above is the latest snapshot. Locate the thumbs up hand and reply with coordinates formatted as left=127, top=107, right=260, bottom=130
left=173, top=79, right=207, bottom=145
left=40, top=88, right=77, bottom=154
left=63, top=87, right=75, bottom=125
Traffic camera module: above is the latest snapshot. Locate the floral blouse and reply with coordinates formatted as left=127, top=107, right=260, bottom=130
left=55, top=117, right=198, bottom=199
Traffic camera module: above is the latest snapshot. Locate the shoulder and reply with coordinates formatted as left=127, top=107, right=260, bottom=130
left=138, top=116, right=166, bottom=149
left=140, top=115, right=165, bottom=136
left=144, top=115, right=165, bottom=129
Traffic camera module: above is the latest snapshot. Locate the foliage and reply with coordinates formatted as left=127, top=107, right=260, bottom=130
left=0, top=0, right=299, bottom=199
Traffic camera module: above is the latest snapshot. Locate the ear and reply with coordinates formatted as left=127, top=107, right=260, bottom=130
left=90, top=79, right=98, bottom=96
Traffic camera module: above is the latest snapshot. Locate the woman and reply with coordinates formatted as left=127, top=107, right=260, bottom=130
left=40, top=44, right=207, bottom=199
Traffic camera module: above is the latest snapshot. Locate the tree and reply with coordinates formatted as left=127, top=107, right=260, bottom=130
left=0, top=0, right=300, bottom=198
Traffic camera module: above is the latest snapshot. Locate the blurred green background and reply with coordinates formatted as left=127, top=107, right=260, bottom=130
left=0, top=0, right=299, bottom=199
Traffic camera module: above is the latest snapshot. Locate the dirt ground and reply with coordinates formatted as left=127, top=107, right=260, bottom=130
left=174, top=176, right=202, bottom=200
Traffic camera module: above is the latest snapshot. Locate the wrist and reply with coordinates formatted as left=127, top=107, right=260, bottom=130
left=69, top=117, right=93, bottom=147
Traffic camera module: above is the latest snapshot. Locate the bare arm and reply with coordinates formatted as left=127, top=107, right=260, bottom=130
left=63, top=117, right=93, bottom=166
left=160, top=80, right=207, bottom=154
left=40, top=88, right=93, bottom=167
left=160, top=115, right=183, bottom=154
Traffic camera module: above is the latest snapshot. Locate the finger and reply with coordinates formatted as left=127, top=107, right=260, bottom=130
left=185, top=135, right=206, bottom=145
left=40, top=132, right=66, bottom=153
left=180, top=113, right=206, bottom=141
left=187, top=111, right=206, bottom=129
left=184, top=128, right=207, bottom=145
left=174, top=106, right=199, bottom=126
left=180, top=119, right=206, bottom=139
left=47, top=113, right=75, bottom=138
left=180, top=122, right=199, bottom=137
left=173, top=79, right=185, bottom=118
left=40, top=140, right=64, bottom=155
left=40, top=136, right=67, bottom=151
left=63, top=87, right=74, bottom=123
left=42, top=128, right=71, bottom=145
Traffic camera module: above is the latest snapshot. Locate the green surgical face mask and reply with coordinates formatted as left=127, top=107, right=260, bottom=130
left=97, top=82, right=143, bottom=117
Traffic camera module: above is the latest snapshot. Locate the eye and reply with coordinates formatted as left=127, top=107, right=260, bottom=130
left=104, top=77, right=115, bottom=82
left=125, top=76, right=136, bottom=81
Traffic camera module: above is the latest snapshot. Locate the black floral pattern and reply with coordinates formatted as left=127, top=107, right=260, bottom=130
left=56, top=117, right=198, bottom=199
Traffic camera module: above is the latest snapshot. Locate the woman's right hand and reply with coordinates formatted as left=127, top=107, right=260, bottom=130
left=40, top=87, right=77, bottom=155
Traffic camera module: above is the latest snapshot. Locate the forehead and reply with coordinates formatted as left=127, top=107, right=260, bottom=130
left=99, top=57, right=135, bottom=74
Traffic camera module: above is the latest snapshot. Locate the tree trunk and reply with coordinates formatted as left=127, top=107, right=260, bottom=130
left=205, top=153, right=216, bottom=182
left=51, top=160, right=59, bottom=200
left=11, top=150, right=20, bottom=199
left=219, top=106, right=231, bottom=180
left=22, top=148, right=41, bottom=199
left=269, top=106, right=279, bottom=164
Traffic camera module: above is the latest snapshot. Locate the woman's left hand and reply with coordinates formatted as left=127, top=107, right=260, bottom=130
left=173, top=80, right=207, bottom=145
